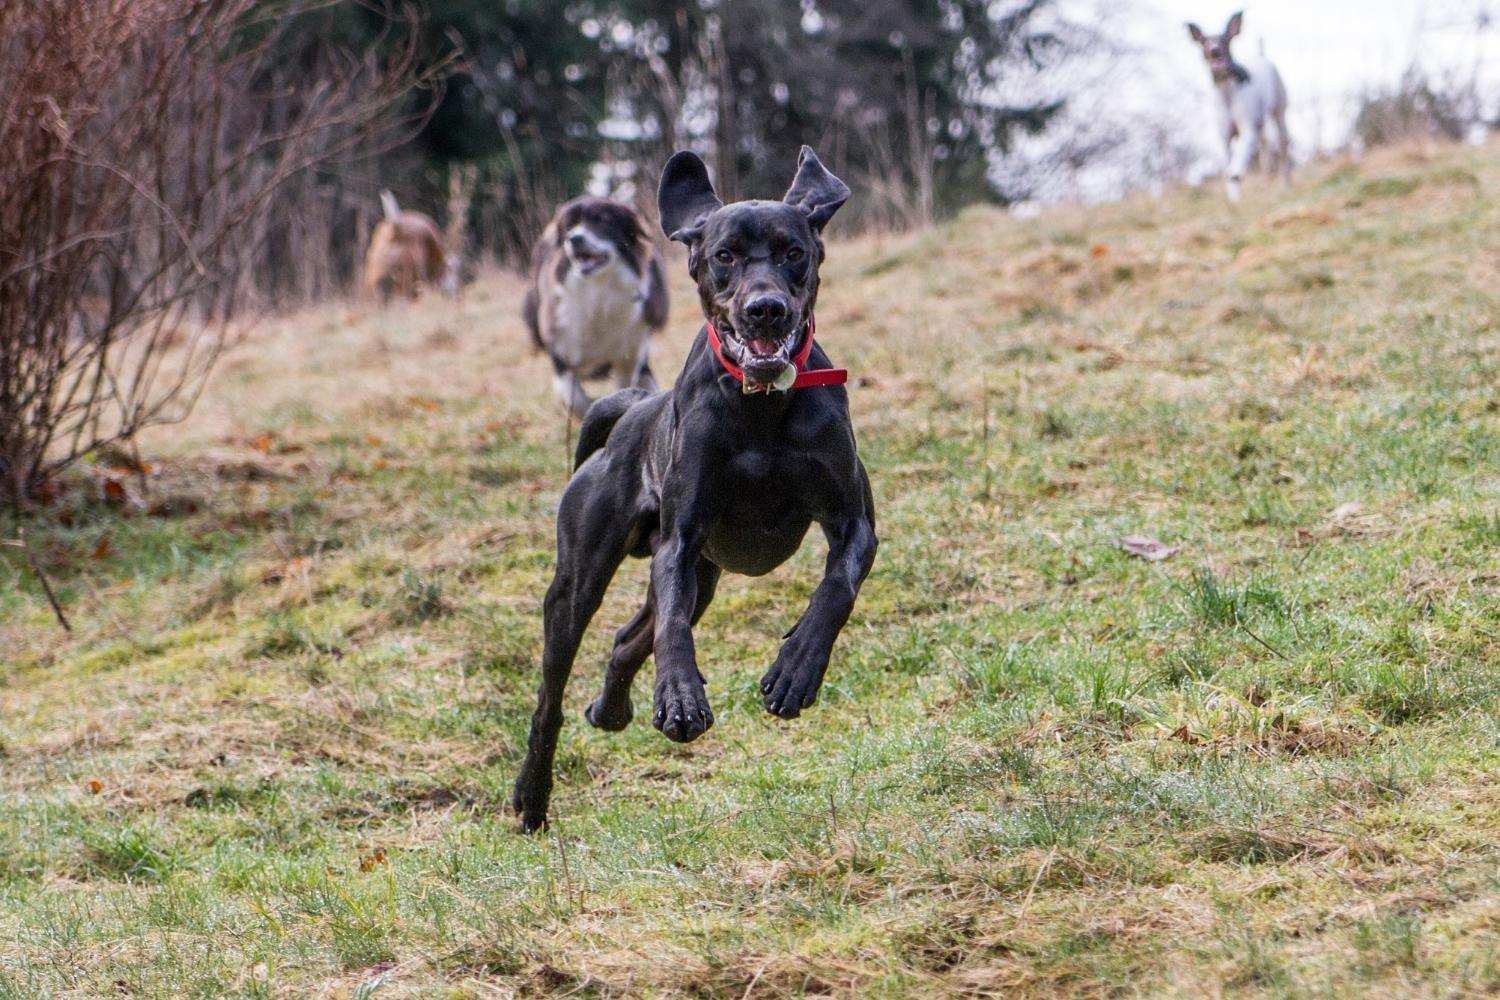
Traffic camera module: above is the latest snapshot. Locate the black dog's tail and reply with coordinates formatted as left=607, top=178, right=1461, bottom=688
left=574, top=389, right=650, bottom=470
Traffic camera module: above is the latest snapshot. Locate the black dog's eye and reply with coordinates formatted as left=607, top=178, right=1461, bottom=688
left=785, top=247, right=805, bottom=263
left=714, top=249, right=735, bottom=266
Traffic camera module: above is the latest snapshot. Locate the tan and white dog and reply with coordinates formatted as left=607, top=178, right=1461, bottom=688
left=523, top=197, right=669, bottom=417
left=363, top=190, right=458, bottom=302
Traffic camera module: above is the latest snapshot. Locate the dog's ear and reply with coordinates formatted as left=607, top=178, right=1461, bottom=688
left=783, top=146, right=850, bottom=233
left=531, top=218, right=561, bottom=272
left=658, top=151, right=722, bottom=245
left=1224, top=11, right=1242, bottom=40
left=1187, top=22, right=1206, bottom=44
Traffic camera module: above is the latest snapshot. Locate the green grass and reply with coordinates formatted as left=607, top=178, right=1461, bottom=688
left=4, top=145, right=1500, bottom=996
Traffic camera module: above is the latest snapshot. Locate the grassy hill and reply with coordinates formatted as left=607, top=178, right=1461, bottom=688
left=4, top=146, right=1500, bottom=997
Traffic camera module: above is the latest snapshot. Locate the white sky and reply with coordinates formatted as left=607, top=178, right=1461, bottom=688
left=1136, top=0, right=1500, bottom=154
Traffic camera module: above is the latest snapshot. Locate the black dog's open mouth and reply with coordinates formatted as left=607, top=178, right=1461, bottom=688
left=719, top=322, right=797, bottom=387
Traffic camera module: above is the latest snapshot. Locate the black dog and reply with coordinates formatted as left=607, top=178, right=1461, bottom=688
left=512, top=146, right=878, bottom=832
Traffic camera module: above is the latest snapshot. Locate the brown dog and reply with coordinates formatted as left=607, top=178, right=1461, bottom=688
left=363, top=191, right=457, bottom=302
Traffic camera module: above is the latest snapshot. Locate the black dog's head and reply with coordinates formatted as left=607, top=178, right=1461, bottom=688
left=551, top=197, right=650, bottom=277
left=658, top=146, right=849, bottom=388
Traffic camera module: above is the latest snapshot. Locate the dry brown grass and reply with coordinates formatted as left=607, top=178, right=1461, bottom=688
left=3, top=144, right=1500, bottom=995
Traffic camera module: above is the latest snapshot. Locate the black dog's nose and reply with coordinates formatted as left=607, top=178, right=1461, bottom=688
left=744, top=295, right=788, bottom=325
left=567, top=232, right=586, bottom=246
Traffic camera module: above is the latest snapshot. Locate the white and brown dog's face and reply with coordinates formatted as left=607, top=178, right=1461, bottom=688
left=523, top=193, right=670, bottom=412
left=1188, top=11, right=1244, bottom=84
left=551, top=197, right=649, bottom=278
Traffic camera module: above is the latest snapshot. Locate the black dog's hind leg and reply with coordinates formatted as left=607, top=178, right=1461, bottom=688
left=761, top=497, right=878, bottom=719
left=512, top=480, right=630, bottom=833
left=583, top=591, right=653, bottom=732
left=586, top=559, right=720, bottom=732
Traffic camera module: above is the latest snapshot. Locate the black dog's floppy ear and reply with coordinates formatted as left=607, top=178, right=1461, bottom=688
left=783, top=145, right=850, bottom=233
left=658, top=151, right=722, bottom=244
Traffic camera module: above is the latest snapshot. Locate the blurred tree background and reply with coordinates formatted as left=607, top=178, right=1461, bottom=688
left=310, top=0, right=1101, bottom=277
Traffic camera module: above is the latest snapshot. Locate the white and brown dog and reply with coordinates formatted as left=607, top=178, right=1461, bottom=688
left=1188, top=11, right=1291, bottom=201
left=523, top=198, right=669, bottom=417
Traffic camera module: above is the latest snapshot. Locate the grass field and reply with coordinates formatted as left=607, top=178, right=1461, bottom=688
left=4, top=144, right=1500, bottom=997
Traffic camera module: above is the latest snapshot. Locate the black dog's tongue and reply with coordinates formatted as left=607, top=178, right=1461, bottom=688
left=747, top=336, right=780, bottom=357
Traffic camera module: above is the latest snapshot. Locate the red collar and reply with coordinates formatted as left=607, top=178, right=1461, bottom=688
left=704, top=315, right=848, bottom=392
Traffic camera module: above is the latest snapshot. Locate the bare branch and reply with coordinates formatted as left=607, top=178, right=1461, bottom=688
left=0, top=0, right=423, bottom=508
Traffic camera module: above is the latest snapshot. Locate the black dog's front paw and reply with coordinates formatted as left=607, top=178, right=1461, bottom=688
left=511, top=774, right=550, bottom=834
left=760, top=646, right=826, bottom=720
left=653, top=674, right=714, bottom=743
left=584, top=695, right=633, bottom=732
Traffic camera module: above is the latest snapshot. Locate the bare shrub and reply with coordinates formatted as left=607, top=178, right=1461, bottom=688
left=0, top=0, right=421, bottom=508
left=1354, top=67, right=1483, bottom=150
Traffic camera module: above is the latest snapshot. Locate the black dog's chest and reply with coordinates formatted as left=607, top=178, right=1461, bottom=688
left=701, top=446, right=814, bottom=576
left=726, top=447, right=780, bottom=482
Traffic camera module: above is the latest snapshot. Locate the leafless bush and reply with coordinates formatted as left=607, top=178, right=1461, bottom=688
left=0, top=0, right=421, bottom=509
left=1354, top=67, right=1483, bottom=150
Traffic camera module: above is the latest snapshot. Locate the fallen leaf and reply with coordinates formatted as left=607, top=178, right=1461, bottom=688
left=358, top=848, right=388, bottom=872
left=103, top=479, right=127, bottom=504
left=91, top=536, right=112, bottom=560
left=1117, top=536, right=1179, bottom=562
left=250, top=433, right=273, bottom=454
left=365, top=434, right=384, bottom=447
left=1091, top=244, right=1110, bottom=258
left=1170, top=725, right=1199, bottom=745
left=86, top=780, right=103, bottom=794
